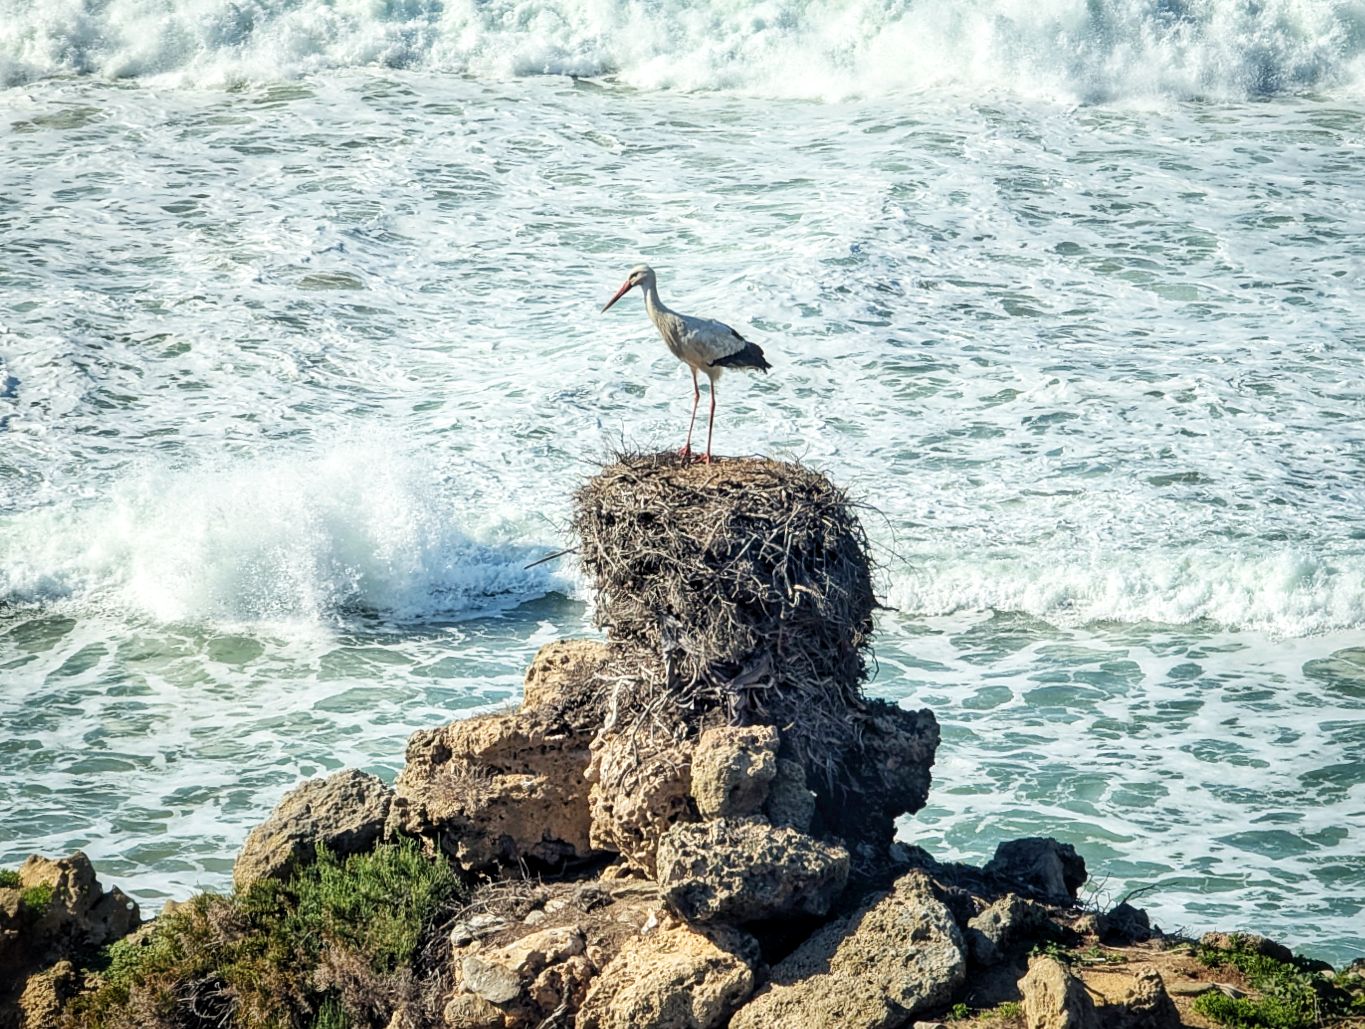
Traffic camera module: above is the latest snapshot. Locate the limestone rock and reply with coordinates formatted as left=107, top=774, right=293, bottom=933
left=1020, top=955, right=1099, bottom=1029
left=233, top=769, right=392, bottom=889
left=984, top=838, right=1087, bottom=903
left=1102, top=966, right=1180, bottom=1029
left=1099, top=903, right=1153, bottom=944
left=0, top=853, right=139, bottom=1029
left=442, top=992, right=505, bottom=1028
left=731, top=870, right=965, bottom=1029
left=1198, top=931, right=1294, bottom=964
left=689, top=726, right=779, bottom=820
left=966, top=893, right=1053, bottom=966
left=452, top=926, right=592, bottom=1023
left=577, top=924, right=757, bottom=1029
left=587, top=733, right=693, bottom=876
left=656, top=819, right=849, bottom=923
left=520, top=639, right=613, bottom=716
left=18, top=960, right=79, bottom=1029
left=395, top=641, right=612, bottom=871
left=820, top=701, right=940, bottom=847
left=763, top=758, right=816, bottom=831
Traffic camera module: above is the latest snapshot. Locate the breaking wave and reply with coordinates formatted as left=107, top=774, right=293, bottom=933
left=2, top=0, right=1363, bottom=100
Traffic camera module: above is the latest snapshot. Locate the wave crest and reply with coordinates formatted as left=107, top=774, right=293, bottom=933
left=1, top=0, right=1361, bottom=100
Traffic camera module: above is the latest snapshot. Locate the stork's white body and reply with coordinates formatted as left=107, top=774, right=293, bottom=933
left=641, top=285, right=746, bottom=381
left=602, top=264, right=769, bottom=462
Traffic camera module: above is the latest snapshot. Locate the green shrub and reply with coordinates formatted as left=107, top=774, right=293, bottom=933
left=20, top=882, right=54, bottom=916
left=991, top=1001, right=1024, bottom=1021
left=73, top=839, right=463, bottom=1029
left=1194, top=939, right=1359, bottom=1029
left=0, top=868, right=20, bottom=889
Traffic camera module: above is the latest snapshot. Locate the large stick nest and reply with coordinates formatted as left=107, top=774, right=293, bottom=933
left=574, top=452, right=876, bottom=756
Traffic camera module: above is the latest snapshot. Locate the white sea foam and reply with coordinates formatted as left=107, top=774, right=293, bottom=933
left=0, top=0, right=1362, bottom=100
left=884, top=546, right=1365, bottom=638
left=0, top=441, right=556, bottom=625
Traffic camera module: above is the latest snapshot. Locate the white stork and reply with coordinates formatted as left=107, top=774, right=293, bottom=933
left=601, top=264, right=770, bottom=463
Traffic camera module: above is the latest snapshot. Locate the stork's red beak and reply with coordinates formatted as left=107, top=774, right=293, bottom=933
left=601, top=279, right=633, bottom=313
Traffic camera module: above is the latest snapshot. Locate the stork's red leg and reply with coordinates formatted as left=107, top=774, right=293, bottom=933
left=681, top=368, right=700, bottom=461
left=702, top=379, right=716, bottom=464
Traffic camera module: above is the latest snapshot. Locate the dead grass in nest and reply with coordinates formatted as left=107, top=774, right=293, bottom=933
left=573, top=451, right=877, bottom=779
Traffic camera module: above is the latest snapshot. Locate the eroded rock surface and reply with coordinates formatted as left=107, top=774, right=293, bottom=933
left=656, top=818, right=849, bottom=923
left=395, top=640, right=611, bottom=872
left=234, top=769, right=393, bottom=889
left=984, top=838, right=1087, bottom=903
left=0, top=853, right=139, bottom=1029
left=577, top=924, right=758, bottom=1029
left=587, top=733, right=693, bottom=876
left=689, top=725, right=779, bottom=820
left=731, top=870, right=965, bottom=1029
left=966, top=893, right=1053, bottom=966
left=1020, top=954, right=1100, bottom=1029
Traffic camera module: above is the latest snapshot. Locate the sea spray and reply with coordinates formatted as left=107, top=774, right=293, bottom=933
left=1, top=0, right=1361, bottom=100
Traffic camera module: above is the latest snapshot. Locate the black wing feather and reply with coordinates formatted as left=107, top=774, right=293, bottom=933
left=710, top=331, right=771, bottom=372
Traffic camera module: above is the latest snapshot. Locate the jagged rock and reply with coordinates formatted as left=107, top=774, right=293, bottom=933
left=967, top=893, right=1054, bottom=966
left=453, top=926, right=592, bottom=1023
left=394, top=640, right=612, bottom=871
left=731, top=870, right=965, bottom=1029
left=17, top=959, right=78, bottom=1029
left=690, top=726, right=779, bottom=820
left=577, top=924, right=758, bottom=1029
left=1020, top=954, right=1099, bottom=1029
left=587, top=733, right=693, bottom=876
left=233, top=769, right=392, bottom=889
left=1102, top=966, right=1180, bottom=1029
left=520, top=639, right=614, bottom=716
left=984, top=838, right=1087, bottom=903
left=821, top=701, right=940, bottom=847
left=655, top=819, right=849, bottom=923
left=763, top=758, right=816, bottom=830
left=1099, top=903, right=1153, bottom=944
left=0, top=852, right=139, bottom=1029
left=442, top=992, right=505, bottom=1028
left=1198, top=931, right=1294, bottom=964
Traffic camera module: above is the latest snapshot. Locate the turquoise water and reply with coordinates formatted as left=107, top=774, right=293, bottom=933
left=3, top=0, right=1365, bottom=965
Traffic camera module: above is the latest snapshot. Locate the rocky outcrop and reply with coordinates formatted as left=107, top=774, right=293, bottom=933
left=984, top=838, right=1088, bottom=903
left=0, top=852, right=138, bottom=1029
left=586, top=733, right=693, bottom=877
left=233, top=768, right=393, bottom=889
left=1020, top=954, right=1100, bottom=1029
left=656, top=818, right=849, bottom=924
left=1102, top=966, right=1181, bottom=1029
left=394, top=640, right=612, bottom=872
left=451, top=926, right=596, bottom=1025
left=17, top=960, right=78, bottom=1029
left=577, top=924, right=758, bottom=1029
left=731, top=870, right=965, bottom=1029
left=966, top=893, right=1054, bottom=966
left=689, top=726, right=779, bottom=820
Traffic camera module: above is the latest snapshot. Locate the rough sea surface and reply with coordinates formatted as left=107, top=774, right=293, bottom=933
left=2, top=0, right=1363, bottom=963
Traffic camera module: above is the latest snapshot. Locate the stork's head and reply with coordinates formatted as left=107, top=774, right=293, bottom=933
left=601, top=264, right=655, bottom=313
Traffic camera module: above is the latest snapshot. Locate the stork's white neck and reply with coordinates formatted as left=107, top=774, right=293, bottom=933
left=641, top=279, right=670, bottom=325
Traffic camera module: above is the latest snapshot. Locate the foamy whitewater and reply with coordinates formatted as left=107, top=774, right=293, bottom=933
left=2, top=0, right=1363, bottom=963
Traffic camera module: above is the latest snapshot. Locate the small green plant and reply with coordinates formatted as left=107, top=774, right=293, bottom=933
left=947, top=1002, right=973, bottom=1021
left=994, top=1001, right=1023, bottom=1020
left=1194, top=939, right=1360, bottom=1029
left=1030, top=940, right=1075, bottom=964
left=20, top=882, right=54, bottom=915
left=0, top=869, right=20, bottom=889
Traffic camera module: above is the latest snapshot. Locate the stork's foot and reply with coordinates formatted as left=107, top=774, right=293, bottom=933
left=699, top=452, right=713, bottom=464
left=678, top=444, right=694, bottom=463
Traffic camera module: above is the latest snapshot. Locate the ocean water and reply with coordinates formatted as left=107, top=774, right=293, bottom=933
left=3, top=0, right=1365, bottom=964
